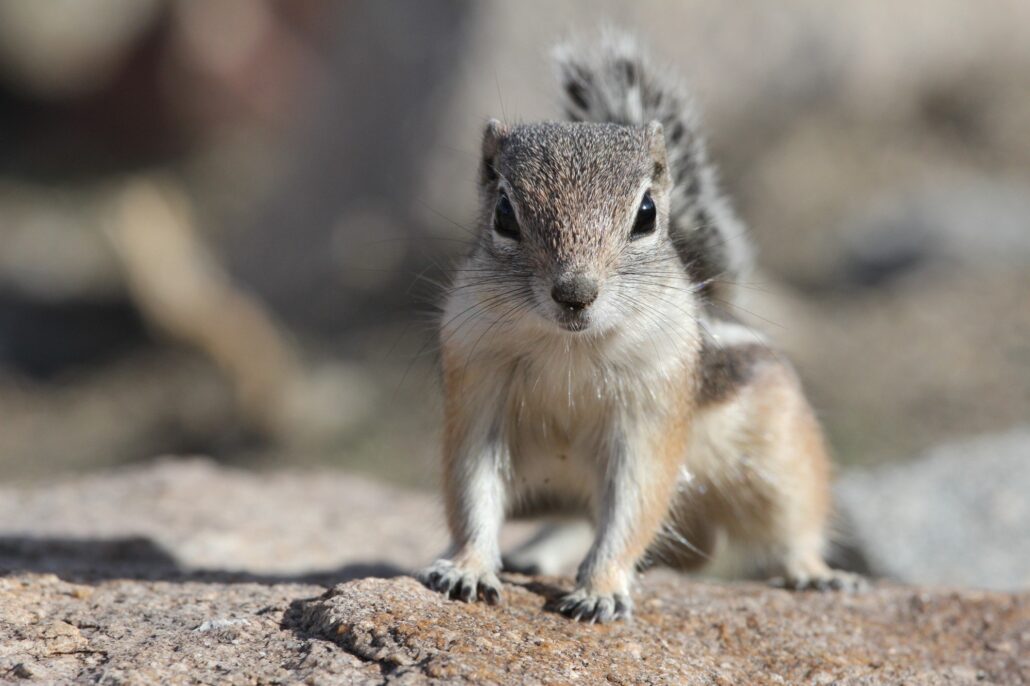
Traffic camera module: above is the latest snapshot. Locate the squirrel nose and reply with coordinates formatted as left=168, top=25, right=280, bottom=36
left=551, top=275, right=598, bottom=311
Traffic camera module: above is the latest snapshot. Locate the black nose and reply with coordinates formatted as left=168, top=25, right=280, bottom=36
left=551, top=275, right=598, bottom=311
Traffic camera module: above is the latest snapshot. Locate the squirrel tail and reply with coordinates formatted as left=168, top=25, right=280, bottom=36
left=553, top=32, right=751, bottom=308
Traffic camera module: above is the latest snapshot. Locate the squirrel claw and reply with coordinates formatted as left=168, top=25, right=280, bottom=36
left=771, top=569, right=868, bottom=593
left=553, top=588, right=632, bottom=623
left=417, top=559, right=503, bottom=605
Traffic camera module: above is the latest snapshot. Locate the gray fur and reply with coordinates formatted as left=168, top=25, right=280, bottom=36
left=553, top=32, right=752, bottom=308
left=481, top=121, right=667, bottom=267
left=474, top=119, right=682, bottom=338
left=696, top=342, right=777, bottom=406
left=421, top=35, right=852, bottom=623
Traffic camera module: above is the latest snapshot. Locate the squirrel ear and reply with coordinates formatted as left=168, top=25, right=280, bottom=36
left=645, top=120, right=670, bottom=185
left=480, top=119, right=508, bottom=186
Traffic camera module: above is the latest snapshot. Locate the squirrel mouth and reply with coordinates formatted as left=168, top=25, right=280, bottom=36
left=555, top=314, right=590, bottom=332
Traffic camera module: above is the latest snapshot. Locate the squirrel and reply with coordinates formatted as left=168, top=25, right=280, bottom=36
left=418, top=33, right=862, bottom=623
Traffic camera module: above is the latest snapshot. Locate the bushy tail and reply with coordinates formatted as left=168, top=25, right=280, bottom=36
left=553, top=33, right=750, bottom=308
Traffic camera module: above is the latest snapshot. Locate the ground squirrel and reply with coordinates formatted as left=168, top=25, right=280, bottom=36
left=419, top=33, right=861, bottom=623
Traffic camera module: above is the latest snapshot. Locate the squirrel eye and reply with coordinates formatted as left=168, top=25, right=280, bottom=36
left=494, top=192, right=520, bottom=240
left=630, top=191, right=656, bottom=239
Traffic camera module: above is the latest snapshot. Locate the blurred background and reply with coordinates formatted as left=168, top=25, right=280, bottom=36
left=0, top=1, right=1028, bottom=586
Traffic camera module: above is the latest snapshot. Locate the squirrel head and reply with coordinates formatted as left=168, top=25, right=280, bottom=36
left=472, top=119, right=684, bottom=335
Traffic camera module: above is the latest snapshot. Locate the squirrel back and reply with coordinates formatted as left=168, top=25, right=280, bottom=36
left=553, top=33, right=751, bottom=309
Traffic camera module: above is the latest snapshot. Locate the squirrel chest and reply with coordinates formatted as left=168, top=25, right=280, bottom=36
left=491, top=336, right=697, bottom=510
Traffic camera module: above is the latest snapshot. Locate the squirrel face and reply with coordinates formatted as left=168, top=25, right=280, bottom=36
left=473, top=120, right=680, bottom=336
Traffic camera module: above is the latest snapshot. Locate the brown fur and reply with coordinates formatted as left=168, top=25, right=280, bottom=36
left=654, top=352, right=834, bottom=581
left=440, top=355, right=468, bottom=543
left=588, top=365, right=696, bottom=594
left=419, top=35, right=860, bottom=624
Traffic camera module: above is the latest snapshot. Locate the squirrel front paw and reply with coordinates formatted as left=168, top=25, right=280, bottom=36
left=554, top=587, right=632, bottom=623
left=418, top=559, right=503, bottom=605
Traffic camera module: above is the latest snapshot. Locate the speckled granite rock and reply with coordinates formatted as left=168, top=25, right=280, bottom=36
left=0, top=573, right=376, bottom=685
left=301, top=576, right=1029, bottom=685
left=0, top=460, right=1028, bottom=684
left=2, top=572, right=1027, bottom=685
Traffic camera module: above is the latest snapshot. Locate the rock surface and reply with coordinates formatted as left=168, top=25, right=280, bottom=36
left=1, top=459, right=1028, bottom=684
left=2, top=572, right=1027, bottom=685
left=0, top=573, right=371, bottom=685
left=0, top=457, right=448, bottom=581
left=837, top=429, right=1030, bottom=590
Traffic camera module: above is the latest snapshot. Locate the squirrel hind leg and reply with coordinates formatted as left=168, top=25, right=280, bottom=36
left=646, top=496, right=720, bottom=572
left=691, top=349, right=867, bottom=591
left=770, top=552, right=868, bottom=592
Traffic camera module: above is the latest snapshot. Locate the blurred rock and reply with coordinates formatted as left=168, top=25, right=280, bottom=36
left=231, top=0, right=478, bottom=332
left=0, top=0, right=162, bottom=97
left=0, top=352, right=245, bottom=477
left=108, top=179, right=376, bottom=443
left=0, top=457, right=445, bottom=579
left=3, top=0, right=1030, bottom=482
left=837, top=178, right=1030, bottom=291
left=837, top=429, right=1030, bottom=590
left=0, top=458, right=550, bottom=580
left=0, top=182, right=125, bottom=301
left=750, top=259, right=1030, bottom=468
left=0, top=177, right=377, bottom=452
left=0, top=291, right=144, bottom=379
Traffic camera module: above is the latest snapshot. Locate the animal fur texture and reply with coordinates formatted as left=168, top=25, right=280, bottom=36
left=419, top=33, right=860, bottom=623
